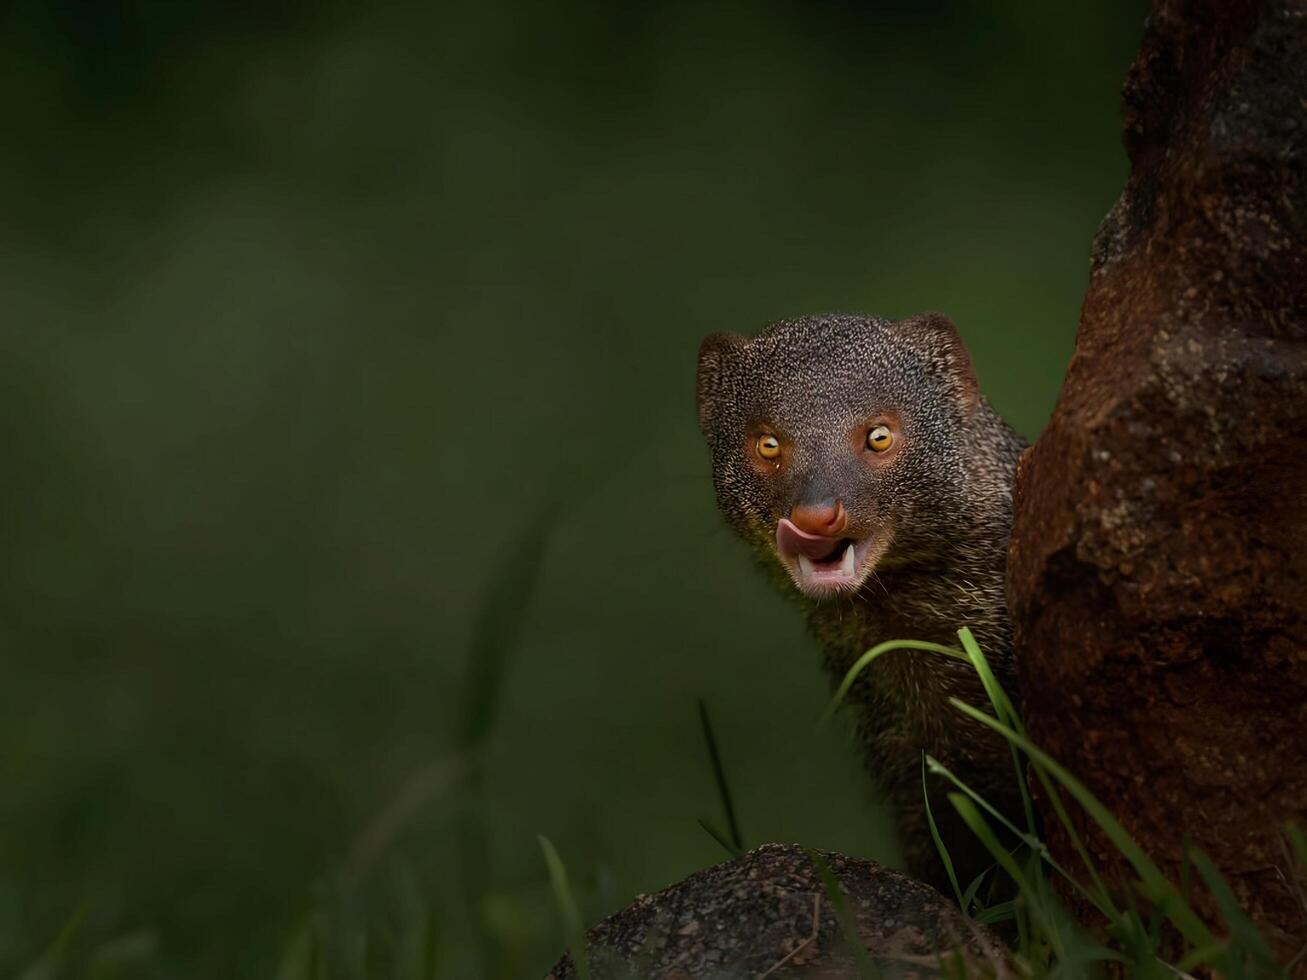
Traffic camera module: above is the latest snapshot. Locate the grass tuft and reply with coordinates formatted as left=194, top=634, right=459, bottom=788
left=697, top=698, right=745, bottom=857
left=816, top=626, right=1293, bottom=978
left=923, top=756, right=965, bottom=911
left=538, top=836, right=590, bottom=980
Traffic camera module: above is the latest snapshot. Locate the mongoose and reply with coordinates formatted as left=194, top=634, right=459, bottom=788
left=695, top=311, right=1027, bottom=891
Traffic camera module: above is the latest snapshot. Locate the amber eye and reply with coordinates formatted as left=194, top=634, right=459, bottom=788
left=866, top=425, right=894, bottom=453
left=757, top=434, right=781, bottom=460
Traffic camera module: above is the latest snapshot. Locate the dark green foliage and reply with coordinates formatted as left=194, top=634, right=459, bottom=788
left=0, top=1, right=1151, bottom=977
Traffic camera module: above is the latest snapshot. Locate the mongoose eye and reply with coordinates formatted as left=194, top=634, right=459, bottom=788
left=866, top=425, right=894, bottom=453
left=757, top=434, right=782, bottom=460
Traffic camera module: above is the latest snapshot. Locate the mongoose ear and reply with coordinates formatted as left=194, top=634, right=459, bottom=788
left=895, top=312, right=980, bottom=413
left=696, top=332, right=745, bottom=436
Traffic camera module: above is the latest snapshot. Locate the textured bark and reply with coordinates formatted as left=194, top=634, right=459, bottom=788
left=1008, top=0, right=1307, bottom=964
left=545, top=844, right=1007, bottom=980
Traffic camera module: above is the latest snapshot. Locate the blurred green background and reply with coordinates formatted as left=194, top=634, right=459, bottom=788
left=0, top=1, right=1144, bottom=976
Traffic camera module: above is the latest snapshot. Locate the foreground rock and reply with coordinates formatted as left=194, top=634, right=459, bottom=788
left=545, top=843, right=1007, bottom=979
left=1007, top=0, right=1307, bottom=963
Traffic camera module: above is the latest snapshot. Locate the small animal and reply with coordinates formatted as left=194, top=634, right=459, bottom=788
left=695, top=311, right=1028, bottom=890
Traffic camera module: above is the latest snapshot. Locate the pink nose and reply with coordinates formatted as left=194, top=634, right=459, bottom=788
left=789, top=500, right=846, bottom=536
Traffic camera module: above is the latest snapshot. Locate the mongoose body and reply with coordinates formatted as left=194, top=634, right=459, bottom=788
left=696, top=312, right=1027, bottom=890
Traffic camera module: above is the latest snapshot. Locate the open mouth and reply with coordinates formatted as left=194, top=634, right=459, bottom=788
left=774, top=518, right=877, bottom=596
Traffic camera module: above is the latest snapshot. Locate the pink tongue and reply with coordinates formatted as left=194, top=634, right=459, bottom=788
left=776, top=518, right=844, bottom=560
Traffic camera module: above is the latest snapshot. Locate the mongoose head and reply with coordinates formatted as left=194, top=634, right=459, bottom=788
left=696, top=312, right=984, bottom=600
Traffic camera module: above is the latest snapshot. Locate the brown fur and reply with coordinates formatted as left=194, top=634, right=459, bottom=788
left=696, top=312, right=1027, bottom=891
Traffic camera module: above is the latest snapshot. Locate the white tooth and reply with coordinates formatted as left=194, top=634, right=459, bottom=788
left=840, top=543, right=856, bottom=576
left=798, top=554, right=814, bottom=578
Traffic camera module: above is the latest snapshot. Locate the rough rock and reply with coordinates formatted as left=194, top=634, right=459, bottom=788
left=1007, top=0, right=1307, bottom=963
left=545, top=844, right=1008, bottom=980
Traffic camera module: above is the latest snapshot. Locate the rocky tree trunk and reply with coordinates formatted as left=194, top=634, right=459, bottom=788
left=1007, top=0, right=1307, bottom=963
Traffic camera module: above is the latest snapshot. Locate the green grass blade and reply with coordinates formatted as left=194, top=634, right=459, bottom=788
left=539, top=836, right=590, bottom=980
left=947, top=795, right=1032, bottom=905
left=696, top=817, right=742, bottom=859
left=949, top=793, right=1063, bottom=958
left=272, top=919, right=318, bottom=980
left=1024, top=757, right=1119, bottom=921
left=1190, top=848, right=1276, bottom=974
left=1175, top=942, right=1230, bottom=974
left=17, top=905, right=87, bottom=980
left=925, top=754, right=1033, bottom=848
left=922, top=756, right=965, bottom=911
left=954, top=628, right=1021, bottom=732
left=956, top=628, right=1035, bottom=834
left=973, top=900, right=1017, bottom=925
left=927, top=752, right=1111, bottom=923
left=955, top=631, right=1117, bottom=921
left=947, top=698, right=1214, bottom=948
left=819, top=640, right=967, bottom=729
left=960, top=866, right=992, bottom=917
left=697, top=699, right=744, bottom=854
left=807, top=850, right=879, bottom=979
